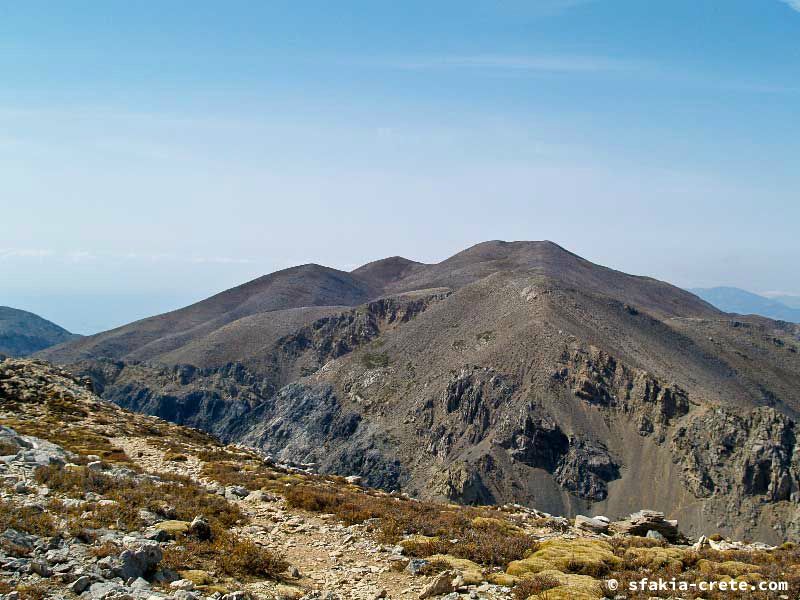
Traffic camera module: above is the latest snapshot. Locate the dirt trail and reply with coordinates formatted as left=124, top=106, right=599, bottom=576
left=111, top=436, right=462, bottom=600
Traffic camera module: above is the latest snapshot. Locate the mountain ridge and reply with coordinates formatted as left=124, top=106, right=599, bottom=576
left=39, top=240, right=720, bottom=367
left=35, top=240, right=800, bottom=543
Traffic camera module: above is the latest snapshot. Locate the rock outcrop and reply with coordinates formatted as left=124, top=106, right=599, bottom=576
left=3, top=358, right=800, bottom=600
left=32, top=241, right=800, bottom=544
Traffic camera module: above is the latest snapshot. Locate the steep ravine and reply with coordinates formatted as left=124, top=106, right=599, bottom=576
left=66, top=292, right=800, bottom=544
left=71, top=292, right=450, bottom=439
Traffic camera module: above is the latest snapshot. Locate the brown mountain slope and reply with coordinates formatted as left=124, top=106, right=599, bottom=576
left=378, top=241, right=719, bottom=320
left=351, top=255, right=426, bottom=289
left=40, top=241, right=719, bottom=370
left=227, top=270, right=800, bottom=542
left=36, top=241, right=800, bottom=543
left=39, top=264, right=377, bottom=365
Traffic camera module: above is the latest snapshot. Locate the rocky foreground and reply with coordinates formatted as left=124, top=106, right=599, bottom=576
left=2, top=359, right=799, bottom=600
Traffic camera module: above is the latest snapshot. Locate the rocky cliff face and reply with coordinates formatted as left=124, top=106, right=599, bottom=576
left=11, top=358, right=800, bottom=600
left=42, top=242, right=800, bottom=544
left=71, top=292, right=449, bottom=440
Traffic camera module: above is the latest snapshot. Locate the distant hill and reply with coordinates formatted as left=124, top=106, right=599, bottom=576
left=0, top=306, right=80, bottom=357
left=764, top=293, right=800, bottom=310
left=690, top=286, right=800, bottom=323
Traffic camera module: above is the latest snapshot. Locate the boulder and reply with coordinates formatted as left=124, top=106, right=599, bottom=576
left=131, top=577, right=151, bottom=590
left=88, top=581, right=124, bottom=600
left=423, top=555, right=483, bottom=585
left=153, top=520, right=191, bottom=538
left=245, top=490, right=276, bottom=502
left=419, top=570, right=455, bottom=599
left=170, top=579, right=195, bottom=590
left=188, top=516, right=212, bottom=541
left=1, top=528, right=37, bottom=552
left=29, top=559, right=52, bottom=577
left=611, top=510, right=681, bottom=542
left=117, top=541, right=163, bottom=580
left=405, top=558, right=429, bottom=576
left=225, top=485, right=249, bottom=499
left=69, top=575, right=92, bottom=593
left=574, top=515, right=610, bottom=534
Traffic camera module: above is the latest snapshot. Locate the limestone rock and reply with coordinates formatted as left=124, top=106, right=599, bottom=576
left=418, top=570, right=455, bottom=599
left=611, top=510, right=681, bottom=542
left=574, top=514, right=610, bottom=534
left=188, top=516, right=212, bottom=541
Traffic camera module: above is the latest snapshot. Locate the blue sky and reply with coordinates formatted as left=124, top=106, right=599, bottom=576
left=1, top=0, right=799, bottom=333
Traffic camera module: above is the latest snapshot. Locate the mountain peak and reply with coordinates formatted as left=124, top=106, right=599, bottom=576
left=351, top=256, right=425, bottom=289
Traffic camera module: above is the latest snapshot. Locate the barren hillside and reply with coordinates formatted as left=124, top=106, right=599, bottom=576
left=35, top=241, right=800, bottom=544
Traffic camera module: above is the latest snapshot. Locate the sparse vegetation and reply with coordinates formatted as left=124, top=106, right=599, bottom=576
left=163, top=531, right=287, bottom=581
left=0, top=439, right=18, bottom=455
left=284, top=484, right=537, bottom=566
left=200, top=460, right=280, bottom=491
left=511, top=573, right=561, bottom=599
left=164, top=451, right=188, bottom=462
left=35, top=464, right=242, bottom=531
left=0, top=498, right=57, bottom=538
left=5, top=358, right=800, bottom=600
left=361, top=351, right=389, bottom=368
left=14, top=582, right=50, bottom=600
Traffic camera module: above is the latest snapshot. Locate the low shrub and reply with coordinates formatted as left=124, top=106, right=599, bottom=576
left=163, top=531, right=287, bottom=580
left=0, top=440, right=18, bottom=455
left=512, top=573, right=561, bottom=599
left=361, top=352, right=389, bottom=368
left=285, top=484, right=536, bottom=566
left=200, top=461, right=277, bottom=490
left=0, top=498, right=56, bottom=538
left=35, top=464, right=242, bottom=531
left=164, top=451, right=188, bottom=462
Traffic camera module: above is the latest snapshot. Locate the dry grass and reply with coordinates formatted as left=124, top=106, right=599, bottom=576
left=164, top=451, right=188, bottom=462
left=284, top=484, right=537, bottom=567
left=14, top=582, right=50, bottom=600
left=0, top=498, right=57, bottom=538
left=512, top=573, right=561, bottom=599
left=89, top=540, right=122, bottom=558
left=200, top=460, right=280, bottom=491
left=163, top=531, right=287, bottom=581
left=35, top=464, right=242, bottom=532
left=0, top=439, right=18, bottom=455
left=195, top=446, right=250, bottom=463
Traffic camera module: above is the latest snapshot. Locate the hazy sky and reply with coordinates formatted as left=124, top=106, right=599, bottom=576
left=2, top=0, right=799, bottom=334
